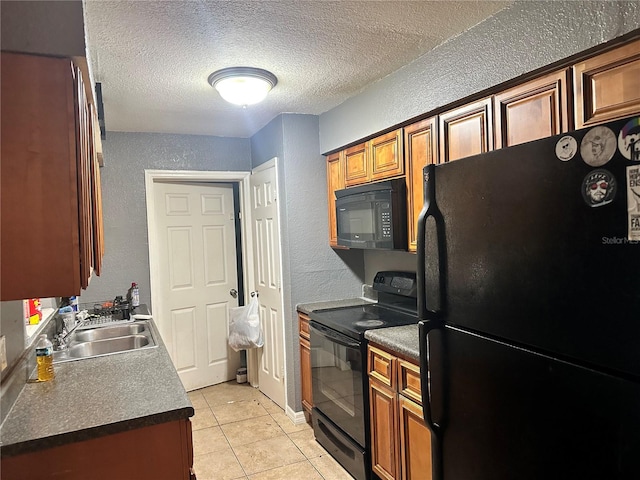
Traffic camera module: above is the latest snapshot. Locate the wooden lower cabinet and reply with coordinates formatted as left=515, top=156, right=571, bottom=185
left=2, top=419, right=195, bottom=480
left=370, top=378, right=400, bottom=480
left=399, top=396, right=432, bottom=480
left=298, top=312, right=313, bottom=421
left=368, top=345, right=432, bottom=480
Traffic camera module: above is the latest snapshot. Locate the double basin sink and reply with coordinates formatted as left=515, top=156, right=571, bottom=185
left=53, top=320, right=158, bottom=363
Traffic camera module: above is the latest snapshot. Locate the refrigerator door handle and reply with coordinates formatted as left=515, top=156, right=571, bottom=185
left=417, top=164, right=445, bottom=318
left=419, top=319, right=441, bottom=433
left=419, top=319, right=444, bottom=480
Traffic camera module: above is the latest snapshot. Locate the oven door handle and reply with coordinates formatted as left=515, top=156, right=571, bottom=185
left=310, top=321, right=360, bottom=348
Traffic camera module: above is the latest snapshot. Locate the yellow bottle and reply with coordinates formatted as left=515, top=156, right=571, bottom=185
left=35, top=334, right=54, bottom=381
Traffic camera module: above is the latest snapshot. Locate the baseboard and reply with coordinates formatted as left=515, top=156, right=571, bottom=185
left=286, top=405, right=307, bottom=425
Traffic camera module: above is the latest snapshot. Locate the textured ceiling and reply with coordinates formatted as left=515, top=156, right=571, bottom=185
left=84, top=1, right=510, bottom=138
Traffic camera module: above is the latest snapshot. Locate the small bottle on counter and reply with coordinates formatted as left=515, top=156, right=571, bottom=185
left=35, top=334, right=54, bottom=382
left=129, top=282, right=140, bottom=308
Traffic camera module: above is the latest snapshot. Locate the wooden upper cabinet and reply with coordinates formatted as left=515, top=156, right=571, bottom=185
left=345, top=129, right=404, bottom=186
left=494, top=69, right=570, bottom=149
left=370, top=129, right=404, bottom=182
left=439, top=98, right=493, bottom=163
left=1, top=52, right=103, bottom=300
left=327, top=152, right=345, bottom=247
left=344, top=142, right=369, bottom=186
left=405, top=118, right=437, bottom=253
left=573, top=38, right=640, bottom=128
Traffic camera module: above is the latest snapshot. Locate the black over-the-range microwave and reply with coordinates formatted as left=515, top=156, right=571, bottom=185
left=335, top=178, right=407, bottom=250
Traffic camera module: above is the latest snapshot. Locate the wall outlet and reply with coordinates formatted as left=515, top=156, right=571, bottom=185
left=0, top=335, right=7, bottom=371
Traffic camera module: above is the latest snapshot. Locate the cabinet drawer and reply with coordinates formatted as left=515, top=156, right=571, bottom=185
left=369, top=345, right=396, bottom=388
left=298, top=313, right=310, bottom=340
left=398, top=359, right=422, bottom=406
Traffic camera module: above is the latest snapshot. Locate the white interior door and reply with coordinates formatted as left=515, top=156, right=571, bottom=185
left=250, top=160, right=286, bottom=408
left=154, top=181, right=240, bottom=391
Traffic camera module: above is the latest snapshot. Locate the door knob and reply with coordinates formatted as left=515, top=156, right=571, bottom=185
left=230, top=289, right=238, bottom=298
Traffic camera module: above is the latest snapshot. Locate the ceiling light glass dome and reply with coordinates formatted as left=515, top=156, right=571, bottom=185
left=208, top=67, right=277, bottom=106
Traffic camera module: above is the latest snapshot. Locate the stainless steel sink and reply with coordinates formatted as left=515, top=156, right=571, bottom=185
left=53, top=320, right=157, bottom=363
left=73, top=324, right=145, bottom=342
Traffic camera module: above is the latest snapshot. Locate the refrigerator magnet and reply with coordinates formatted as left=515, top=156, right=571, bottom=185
left=618, top=117, right=640, bottom=162
left=582, top=169, right=616, bottom=208
left=580, top=126, right=616, bottom=167
left=627, top=165, right=640, bottom=240
left=555, top=135, right=577, bottom=161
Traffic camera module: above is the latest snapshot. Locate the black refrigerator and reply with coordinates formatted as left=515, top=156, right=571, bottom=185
left=417, top=115, right=640, bottom=480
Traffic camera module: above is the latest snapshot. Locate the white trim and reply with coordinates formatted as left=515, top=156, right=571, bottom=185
left=286, top=406, right=308, bottom=425
left=144, top=169, right=256, bottom=380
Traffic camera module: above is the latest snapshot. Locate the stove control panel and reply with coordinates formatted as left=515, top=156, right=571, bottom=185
left=373, top=271, right=416, bottom=297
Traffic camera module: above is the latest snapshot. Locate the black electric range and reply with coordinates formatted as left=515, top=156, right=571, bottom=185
left=310, top=270, right=418, bottom=338
left=309, top=271, right=419, bottom=480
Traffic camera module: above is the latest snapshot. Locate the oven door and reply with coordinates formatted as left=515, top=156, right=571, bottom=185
left=310, top=321, right=365, bottom=446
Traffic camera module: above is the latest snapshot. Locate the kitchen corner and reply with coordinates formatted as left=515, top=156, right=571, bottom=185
left=0, top=305, right=195, bottom=479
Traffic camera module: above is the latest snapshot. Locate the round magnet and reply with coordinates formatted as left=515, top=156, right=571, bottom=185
left=555, top=135, right=577, bottom=161
left=618, top=117, right=640, bottom=161
left=580, top=126, right=616, bottom=167
left=582, top=169, right=616, bottom=208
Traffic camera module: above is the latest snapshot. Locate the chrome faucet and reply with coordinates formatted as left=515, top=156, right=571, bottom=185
left=55, top=312, right=88, bottom=350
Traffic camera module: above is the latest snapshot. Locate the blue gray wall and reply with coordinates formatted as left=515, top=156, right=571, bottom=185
left=319, top=1, right=640, bottom=153
left=80, top=132, right=251, bottom=307
left=320, top=0, right=640, bottom=285
left=251, top=114, right=365, bottom=411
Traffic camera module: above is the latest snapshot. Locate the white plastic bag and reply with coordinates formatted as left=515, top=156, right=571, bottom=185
left=228, top=295, right=264, bottom=351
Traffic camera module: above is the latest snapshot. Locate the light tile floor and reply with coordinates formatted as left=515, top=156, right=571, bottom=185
left=188, top=381, right=354, bottom=480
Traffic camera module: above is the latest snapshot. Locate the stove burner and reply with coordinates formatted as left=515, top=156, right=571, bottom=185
left=355, top=319, right=385, bottom=328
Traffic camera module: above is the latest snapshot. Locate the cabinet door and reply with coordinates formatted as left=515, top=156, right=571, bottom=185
left=399, top=395, right=432, bottom=480
left=344, top=142, right=368, bottom=187
left=1, top=419, right=194, bottom=480
left=300, top=336, right=313, bottom=417
left=370, top=380, right=400, bottom=480
left=1, top=52, right=82, bottom=300
left=74, top=65, right=94, bottom=289
left=397, top=359, right=422, bottom=406
left=327, top=152, right=344, bottom=247
left=573, top=38, right=640, bottom=128
left=494, top=70, right=570, bottom=149
left=89, top=104, right=105, bottom=276
left=405, top=118, right=437, bottom=252
left=370, top=129, right=404, bottom=182
left=439, top=98, right=493, bottom=163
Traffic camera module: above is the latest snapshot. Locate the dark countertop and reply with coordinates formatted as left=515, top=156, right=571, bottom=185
left=296, top=297, right=374, bottom=315
left=365, top=324, right=420, bottom=362
left=0, top=306, right=193, bottom=457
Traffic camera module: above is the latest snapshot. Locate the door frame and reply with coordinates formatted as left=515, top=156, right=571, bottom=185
left=249, top=157, right=289, bottom=412
left=144, top=169, right=256, bottom=385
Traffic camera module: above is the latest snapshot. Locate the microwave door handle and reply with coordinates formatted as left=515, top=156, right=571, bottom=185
left=417, top=164, right=445, bottom=319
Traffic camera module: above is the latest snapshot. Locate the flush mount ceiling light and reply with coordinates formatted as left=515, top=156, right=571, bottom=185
left=208, top=67, right=277, bottom=107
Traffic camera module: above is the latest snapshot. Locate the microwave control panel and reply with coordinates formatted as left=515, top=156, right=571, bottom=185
left=380, top=202, right=391, bottom=238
